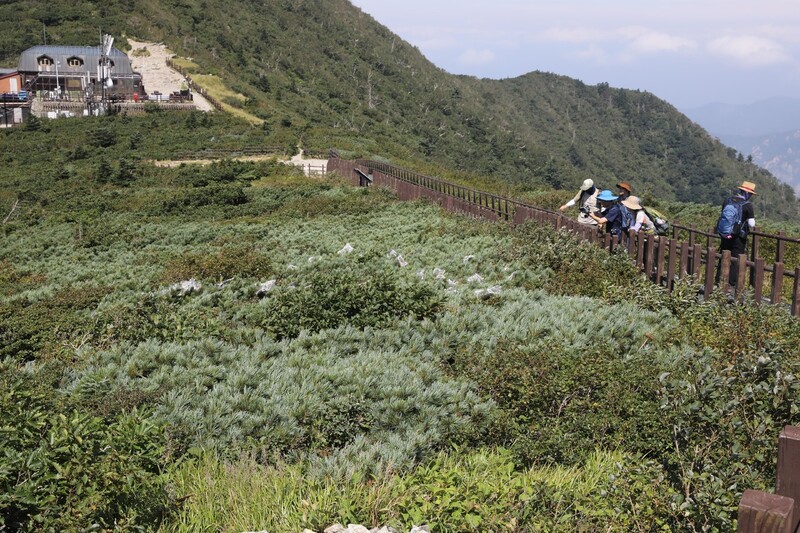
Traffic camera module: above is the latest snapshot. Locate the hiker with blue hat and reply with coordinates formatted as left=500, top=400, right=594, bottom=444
left=589, top=189, right=625, bottom=237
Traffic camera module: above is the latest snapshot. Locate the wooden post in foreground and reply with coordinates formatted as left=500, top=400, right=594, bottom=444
left=737, top=491, right=794, bottom=533
left=776, top=426, right=800, bottom=531
left=738, top=426, right=800, bottom=532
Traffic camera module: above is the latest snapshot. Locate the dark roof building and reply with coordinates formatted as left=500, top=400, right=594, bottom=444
left=17, top=44, right=142, bottom=98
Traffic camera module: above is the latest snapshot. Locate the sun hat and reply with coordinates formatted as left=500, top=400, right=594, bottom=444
left=580, top=178, right=594, bottom=191
left=621, top=195, right=643, bottom=210
left=616, top=181, right=632, bottom=193
left=596, top=189, right=618, bottom=202
left=738, top=181, right=757, bottom=194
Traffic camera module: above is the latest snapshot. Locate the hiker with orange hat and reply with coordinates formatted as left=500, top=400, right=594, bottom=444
left=715, top=181, right=757, bottom=286
left=616, top=181, right=632, bottom=201
left=559, top=178, right=600, bottom=225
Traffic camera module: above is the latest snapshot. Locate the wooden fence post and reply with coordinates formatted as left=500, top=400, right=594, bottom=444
left=754, top=258, right=765, bottom=305
left=777, top=426, right=800, bottom=531
left=737, top=490, right=795, bottom=533
left=692, top=244, right=703, bottom=279
left=793, top=268, right=800, bottom=317
left=656, top=238, right=668, bottom=286
left=720, top=250, right=732, bottom=290
left=772, top=263, right=784, bottom=305
left=704, top=247, right=717, bottom=298
left=736, top=253, right=748, bottom=301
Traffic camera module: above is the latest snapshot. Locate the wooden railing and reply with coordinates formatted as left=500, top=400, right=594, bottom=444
left=327, top=157, right=800, bottom=316
left=738, top=427, right=800, bottom=533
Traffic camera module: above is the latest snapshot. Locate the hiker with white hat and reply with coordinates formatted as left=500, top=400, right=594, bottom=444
left=715, top=181, right=757, bottom=286
left=559, top=178, right=600, bottom=225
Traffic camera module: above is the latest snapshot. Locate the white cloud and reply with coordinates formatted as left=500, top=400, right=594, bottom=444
left=629, top=32, right=696, bottom=54
left=707, top=36, right=791, bottom=66
left=541, top=26, right=694, bottom=53
left=574, top=44, right=609, bottom=63
left=540, top=27, right=611, bottom=44
left=458, top=48, right=496, bottom=67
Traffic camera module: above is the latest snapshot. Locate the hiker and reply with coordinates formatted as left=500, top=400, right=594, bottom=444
left=715, top=181, right=757, bottom=286
left=589, top=190, right=626, bottom=238
left=559, top=179, right=599, bottom=225
left=617, top=181, right=632, bottom=201
left=621, top=196, right=655, bottom=234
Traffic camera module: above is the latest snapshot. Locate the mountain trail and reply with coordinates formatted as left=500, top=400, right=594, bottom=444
left=127, top=39, right=214, bottom=112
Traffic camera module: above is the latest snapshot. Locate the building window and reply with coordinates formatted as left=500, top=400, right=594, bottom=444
left=67, top=56, right=83, bottom=67
left=37, top=55, right=53, bottom=66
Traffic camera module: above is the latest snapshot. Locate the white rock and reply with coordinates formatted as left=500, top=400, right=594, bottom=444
left=433, top=267, right=445, bottom=279
left=486, top=285, right=502, bottom=295
left=308, top=256, right=317, bottom=263
left=256, top=279, right=276, bottom=295
left=396, top=255, right=408, bottom=267
left=447, top=279, right=457, bottom=287
left=346, top=525, right=370, bottom=533
left=467, top=273, right=483, bottom=283
left=463, top=255, right=475, bottom=263
left=417, top=269, right=425, bottom=279
left=338, top=243, right=354, bottom=255
left=387, top=249, right=398, bottom=258
left=324, top=525, right=346, bottom=533
left=169, top=278, right=201, bottom=295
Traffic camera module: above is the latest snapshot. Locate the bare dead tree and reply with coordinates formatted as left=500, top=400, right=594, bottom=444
left=3, top=199, right=19, bottom=224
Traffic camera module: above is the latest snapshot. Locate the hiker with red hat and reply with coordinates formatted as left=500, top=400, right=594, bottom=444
left=715, top=181, right=757, bottom=287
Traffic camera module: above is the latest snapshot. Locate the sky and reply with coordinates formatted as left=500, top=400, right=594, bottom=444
left=348, top=0, right=800, bottom=111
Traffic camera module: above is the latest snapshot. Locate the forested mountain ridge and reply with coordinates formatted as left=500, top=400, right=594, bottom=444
left=2, top=0, right=799, bottom=220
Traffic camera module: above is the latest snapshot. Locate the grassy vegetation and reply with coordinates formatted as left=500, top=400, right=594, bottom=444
left=2, top=109, right=800, bottom=531
left=191, top=73, right=263, bottom=125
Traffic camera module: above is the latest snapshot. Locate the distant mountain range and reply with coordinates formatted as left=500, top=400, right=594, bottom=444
left=683, top=97, right=800, bottom=193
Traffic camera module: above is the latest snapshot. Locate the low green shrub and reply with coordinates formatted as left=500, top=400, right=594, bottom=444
left=254, top=259, right=443, bottom=340
left=157, top=184, right=248, bottom=214
left=510, top=222, right=640, bottom=297
left=0, top=285, right=110, bottom=362
left=160, top=246, right=272, bottom=284
left=449, top=338, right=669, bottom=467
left=0, top=366, right=174, bottom=531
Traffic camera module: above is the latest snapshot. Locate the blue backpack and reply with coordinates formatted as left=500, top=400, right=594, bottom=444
left=618, top=203, right=634, bottom=232
left=717, top=198, right=748, bottom=238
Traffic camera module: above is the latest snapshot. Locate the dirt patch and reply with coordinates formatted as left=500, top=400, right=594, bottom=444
left=127, top=39, right=214, bottom=112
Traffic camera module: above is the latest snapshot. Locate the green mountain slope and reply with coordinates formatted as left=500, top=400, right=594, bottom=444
left=2, top=0, right=798, bottom=220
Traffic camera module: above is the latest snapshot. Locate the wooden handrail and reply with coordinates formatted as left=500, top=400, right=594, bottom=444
left=328, top=157, right=800, bottom=316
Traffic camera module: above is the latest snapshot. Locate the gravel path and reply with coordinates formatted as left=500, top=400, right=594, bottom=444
left=127, top=39, right=214, bottom=112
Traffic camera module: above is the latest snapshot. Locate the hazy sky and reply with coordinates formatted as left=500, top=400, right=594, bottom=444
left=349, top=0, right=800, bottom=111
